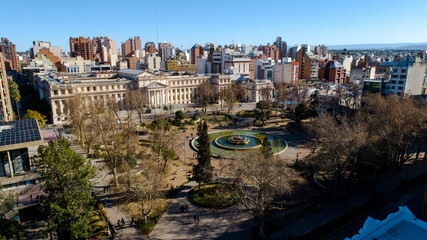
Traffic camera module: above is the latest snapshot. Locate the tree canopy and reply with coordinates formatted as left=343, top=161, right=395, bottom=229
left=37, top=139, right=96, bottom=240
left=193, top=121, right=213, bottom=186
left=23, top=109, right=46, bottom=128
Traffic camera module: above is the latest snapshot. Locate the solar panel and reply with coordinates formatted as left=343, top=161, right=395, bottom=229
left=0, top=119, right=42, bottom=146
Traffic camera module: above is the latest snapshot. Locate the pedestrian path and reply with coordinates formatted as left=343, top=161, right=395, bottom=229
left=150, top=181, right=253, bottom=240
left=70, top=141, right=147, bottom=239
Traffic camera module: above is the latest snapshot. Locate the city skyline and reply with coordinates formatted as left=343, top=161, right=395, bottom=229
left=3, top=0, right=427, bottom=52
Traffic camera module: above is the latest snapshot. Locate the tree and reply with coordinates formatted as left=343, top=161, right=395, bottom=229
left=219, top=83, right=242, bottom=115
left=92, top=98, right=127, bottom=186
left=307, top=115, right=368, bottom=199
left=127, top=90, right=148, bottom=123
left=124, top=159, right=163, bottom=224
left=149, top=116, right=177, bottom=173
left=274, top=83, right=290, bottom=115
left=193, top=121, right=213, bottom=187
left=175, top=110, right=185, bottom=121
left=23, top=109, right=46, bottom=128
left=254, top=101, right=271, bottom=126
left=196, top=80, right=216, bottom=114
left=227, top=149, right=293, bottom=238
left=0, top=188, right=24, bottom=239
left=8, top=78, right=21, bottom=120
left=37, top=139, right=96, bottom=240
left=259, top=85, right=273, bottom=110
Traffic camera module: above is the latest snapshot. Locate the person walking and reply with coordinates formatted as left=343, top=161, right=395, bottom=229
left=193, top=215, right=197, bottom=223
left=197, top=215, right=200, bottom=223
left=121, top=218, right=125, bottom=225
left=131, top=217, right=134, bottom=226
left=117, top=219, right=121, bottom=226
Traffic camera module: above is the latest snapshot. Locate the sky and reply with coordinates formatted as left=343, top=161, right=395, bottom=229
left=2, top=0, right=427, bottom=52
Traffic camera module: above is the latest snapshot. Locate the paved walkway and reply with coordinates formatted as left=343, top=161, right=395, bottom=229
left=150, top=181, right=253, bottom=240
left=71, top=142, right=147, bottom=240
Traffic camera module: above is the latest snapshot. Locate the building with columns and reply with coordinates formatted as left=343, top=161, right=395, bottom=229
left=33, top=69, right=233, bottom=124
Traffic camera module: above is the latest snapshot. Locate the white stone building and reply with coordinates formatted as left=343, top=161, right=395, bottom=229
left=34, top=69, right=233, bottom=124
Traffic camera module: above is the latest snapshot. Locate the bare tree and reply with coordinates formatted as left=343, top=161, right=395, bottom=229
left=149, top=116, right=177, bottom=173
left=91, top=98, right=126, bottom=186
left=307, top=115, right=368, bottom=198
left=219, top=83, right=241, bottom=115
left=127, top=90, right=148, bottom=123
left=259, top=85, right=273, bottom=109
left=68, top=94, right=87, bottom=147
left=226, top=150, right=294, bottom=238
left=196, top=80, right=216, bottom=114
left=124, top=158, right=163, bottom=223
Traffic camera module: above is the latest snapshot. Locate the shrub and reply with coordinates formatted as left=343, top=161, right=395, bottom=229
left=185, top=120, right=190, bottom=125
left=93, top=150, right=101, bottom=159
left=189, top=184, right=238, bottom=209
left=189, top=120, right=195, bottom=125
left=128, top=155, right=137, bottom=169
left=175, top=110, right=185, bottom=120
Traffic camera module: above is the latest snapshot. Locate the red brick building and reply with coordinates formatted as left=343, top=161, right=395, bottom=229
left=0, top=38, right=20, bottom=72
left=190, top=44, right=204, bottom=64
left=318, top=60, right=347, bottom=84
left=145, top=42, right=156, bottom=54
left=69, top=37, right=93, bottom=60
left=258, top=45, right=280, bottom=60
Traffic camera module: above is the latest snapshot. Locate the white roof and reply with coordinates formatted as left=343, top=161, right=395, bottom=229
left=118, top=68, right=144, bottom=75
left=346, top=206, right=427, bottom=240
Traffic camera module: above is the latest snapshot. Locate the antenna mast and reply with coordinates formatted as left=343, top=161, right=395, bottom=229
left=156, top=9, right=159, bottom=46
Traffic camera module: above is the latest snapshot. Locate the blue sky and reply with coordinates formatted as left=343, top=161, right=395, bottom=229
left=2, top=0, right=427, bottom=52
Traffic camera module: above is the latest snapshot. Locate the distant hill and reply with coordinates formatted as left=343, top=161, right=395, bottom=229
left=328, top=43, right=427, bottom=50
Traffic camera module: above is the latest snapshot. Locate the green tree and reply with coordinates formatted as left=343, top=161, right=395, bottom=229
left=37, top=139, right=96, bottom=240
left=0, top=188, right=24, bottom=239
left=8, top=79, right=21, bottom=120
left=175, top=110, right=184, bottom=121
left=254, top=101, right=271, bottom=126
left=261, top=137, right=273, bottom=158
left=193, top=121, right=213, bottom=187
left=23, top=109, right=46, bottom=128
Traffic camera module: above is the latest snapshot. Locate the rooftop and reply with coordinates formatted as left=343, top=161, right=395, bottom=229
left=346, top=206, right=427, bottom=240
left=0, top=119, right=43, bottom=148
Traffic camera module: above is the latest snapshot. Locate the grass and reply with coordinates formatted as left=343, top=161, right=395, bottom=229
left=189, top=183, right=238, bottom=209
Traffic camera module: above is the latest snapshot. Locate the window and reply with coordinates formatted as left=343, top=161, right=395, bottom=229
left=393, top=69, right=398, bottom=73
left=53, top=90, right=58, bottom=95
left=401, top=69, right=406, bottom=73
left=93, top=87, right=96, bottom=91
left=87, top=87, right=90, bottom=92
left=398, top=81, right=404, bottom=85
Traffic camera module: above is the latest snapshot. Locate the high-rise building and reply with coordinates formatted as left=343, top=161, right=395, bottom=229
left=191, top=44, right=203, bottom=64
left=0, top=38, right=20, bottom=72
left=158, top=42, right=175, bottom=61
left=134, top=36, right=142, bottom=51
left=388, top=58, right=427, bottom=97
left=145, top=42, right=156, bottom=54
left=274, top=58, right=299, bottom=85
left=0, top=53, right=13, bottom=122
left=31, top=40, right=62, bottom=59
left=314, top=44, right=328, bottom=57
left=258, top=44, right=280, bottom=61
left=121, top=36, right=141, bottom=57
left=93, top=36, right=118, bottom=66
left=275, top=37, right=288, bottom=59
left=69, top=37, right=93, bottom=60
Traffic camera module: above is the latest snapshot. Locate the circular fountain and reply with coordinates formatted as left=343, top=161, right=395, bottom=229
left=192, top=130, right=287, bottom=158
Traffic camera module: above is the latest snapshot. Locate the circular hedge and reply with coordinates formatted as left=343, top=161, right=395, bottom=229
left=189, top=183, right=238, bottom=209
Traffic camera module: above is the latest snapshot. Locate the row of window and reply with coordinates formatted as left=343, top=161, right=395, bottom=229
left=52, top=85, right=126, bottom=95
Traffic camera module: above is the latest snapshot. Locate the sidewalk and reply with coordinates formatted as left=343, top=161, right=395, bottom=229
left=149, top=181, right=253, bottom=240
left=71, top=142, right=147, bottom=240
